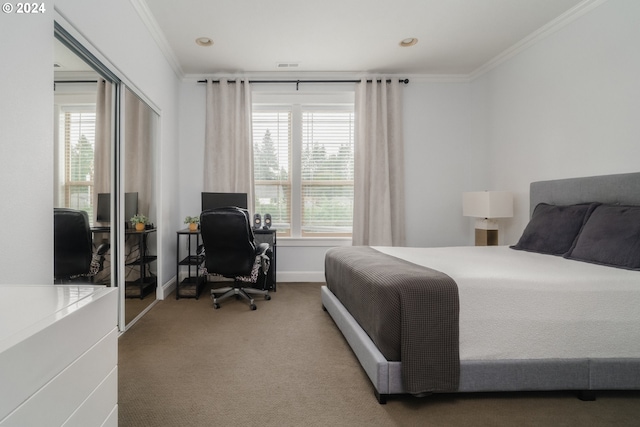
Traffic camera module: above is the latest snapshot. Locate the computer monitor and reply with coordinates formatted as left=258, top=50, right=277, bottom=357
left=124, top=192, right=139, bottom=226
left=201, top=192, right=248, bottom=211
left=96, top=193, right=111, bottom=223
left=95, top=192, right=139, bottom=227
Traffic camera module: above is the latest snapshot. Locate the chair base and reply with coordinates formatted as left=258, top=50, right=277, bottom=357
left=211, top=285, right=270, bottom=310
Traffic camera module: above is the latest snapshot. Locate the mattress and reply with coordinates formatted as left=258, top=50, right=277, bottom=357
left=373, top=246, right=640, bottom=361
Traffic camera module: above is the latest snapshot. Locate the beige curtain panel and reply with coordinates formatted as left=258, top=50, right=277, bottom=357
left=353, top=78, right=406, bottom=246
left=203, top=79, right=254, bottom=208
left=93, top=79, right=112, bottom=224
left=123, top=87, right=153, bottom=218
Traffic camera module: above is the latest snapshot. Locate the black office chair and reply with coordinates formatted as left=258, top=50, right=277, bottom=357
left=200, top=207, right=271, bottom=310
left=54, top=208, right=110, bottom=283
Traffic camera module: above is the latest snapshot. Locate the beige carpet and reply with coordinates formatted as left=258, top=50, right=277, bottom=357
left=119, top=283, right=640, bottom=426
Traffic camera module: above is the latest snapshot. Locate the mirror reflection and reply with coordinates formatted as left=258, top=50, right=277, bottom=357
left=53, top=37, right=113, bottom=286
left=53, top=34, right=159, bottom=327
left=122, top=86, right=158, bottom=325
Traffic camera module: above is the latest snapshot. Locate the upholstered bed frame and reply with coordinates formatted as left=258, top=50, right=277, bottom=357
left=321, top=171, right=640, bottom=403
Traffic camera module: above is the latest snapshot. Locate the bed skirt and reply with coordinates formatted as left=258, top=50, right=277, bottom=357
left=321, top=285, right=640, bottom=404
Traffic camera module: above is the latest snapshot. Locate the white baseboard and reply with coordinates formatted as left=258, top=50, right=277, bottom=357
left=164, top=272, right=325, bottom=296
left=159, top=276, right=176, bottom=300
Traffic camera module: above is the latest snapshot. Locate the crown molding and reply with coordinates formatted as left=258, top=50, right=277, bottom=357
left=405, top=74, right=470, bottom=83
left=130, top=0, right=184, bottom=79
left=469, top=0, right=610, bottom=80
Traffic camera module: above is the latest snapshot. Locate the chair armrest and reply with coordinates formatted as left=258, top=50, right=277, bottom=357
left=96, top=243, right=110, bottom=256
left=255, top=242, right=269, bottom=256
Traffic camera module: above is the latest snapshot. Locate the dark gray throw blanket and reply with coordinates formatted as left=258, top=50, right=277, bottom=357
left=325, top=246, right=460, bottom=394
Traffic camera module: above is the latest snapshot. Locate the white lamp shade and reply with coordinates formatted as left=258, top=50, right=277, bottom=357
left=463, top=191, right=513, bottom=218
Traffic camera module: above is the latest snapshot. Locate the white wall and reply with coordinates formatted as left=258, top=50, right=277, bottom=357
left=473, top=0, right=640, bottom=244
left=0, top=9, right=53, bottom=283
left=177, top=81, right=206, bottom=218
left=404, top=81, right=486, bottom=248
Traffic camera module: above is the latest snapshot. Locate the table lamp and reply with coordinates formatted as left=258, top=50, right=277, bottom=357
left=463, top=191, right=513, bottom=246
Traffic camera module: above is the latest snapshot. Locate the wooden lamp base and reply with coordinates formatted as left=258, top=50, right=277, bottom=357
left=475, top=228, right=498, bottom=246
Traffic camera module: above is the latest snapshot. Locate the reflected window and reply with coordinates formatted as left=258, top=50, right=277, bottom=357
left=60, top=107, right=97, bottom=221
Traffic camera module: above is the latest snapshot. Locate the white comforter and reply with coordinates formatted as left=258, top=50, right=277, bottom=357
left=374, top=246, right=640, bottom=361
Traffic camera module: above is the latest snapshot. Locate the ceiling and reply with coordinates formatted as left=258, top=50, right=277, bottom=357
left=54, top=38, right=96, bottom=74
left=141, top=0, right=590, bottom=77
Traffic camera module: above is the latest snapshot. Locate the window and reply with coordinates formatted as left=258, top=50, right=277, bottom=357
left=252, top=98, right=354, bottom=238
left=60, top=107, right=96, bottom=220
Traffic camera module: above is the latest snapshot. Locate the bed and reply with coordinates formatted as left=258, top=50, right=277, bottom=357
left=321, top=172, right=640, bottom=403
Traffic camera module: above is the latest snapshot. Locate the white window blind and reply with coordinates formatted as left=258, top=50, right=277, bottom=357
left=253, top=110, right=292, bottom=235
left=62, top=109, right=96, bottom=220
left=252, top=104, right=354, bottom=237
left=301, top=110, right=354, bottom=236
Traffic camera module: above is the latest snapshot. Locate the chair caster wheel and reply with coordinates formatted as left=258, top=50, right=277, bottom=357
left=250, top=304, right=257, bottom=310
left=213, top=303, right=220, bottom=309
left=265, top=295, right=271, bottom=300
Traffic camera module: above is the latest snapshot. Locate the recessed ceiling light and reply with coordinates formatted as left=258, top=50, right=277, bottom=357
left=276, top=62, right=300, bottom=68
left=400, top=38, right=418, bottom=47
left=196, top=37, right=214, bottom=47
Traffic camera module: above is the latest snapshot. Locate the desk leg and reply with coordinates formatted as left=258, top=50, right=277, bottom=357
left=139, top=234, right=145, bottom=299
left=176, top=232, right=180, bottom=299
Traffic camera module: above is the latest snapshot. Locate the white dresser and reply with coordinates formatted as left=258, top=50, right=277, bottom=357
left=0, top=285, right=118, bottom=426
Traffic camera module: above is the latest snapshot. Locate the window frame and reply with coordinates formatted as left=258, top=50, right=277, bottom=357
left=253, top=106, right=293, bottom=236
left=252, top=90, right=355, bottom=240
left=59, top=104, right=97, bottom=222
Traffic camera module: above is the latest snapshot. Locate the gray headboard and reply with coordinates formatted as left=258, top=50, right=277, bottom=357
left=530, top=172, right=640, bottom=217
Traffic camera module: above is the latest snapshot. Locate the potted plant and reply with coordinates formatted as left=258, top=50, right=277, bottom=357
left=184, top=216, right=199, bottom=231
left=130, top=214, right=148, bottom=231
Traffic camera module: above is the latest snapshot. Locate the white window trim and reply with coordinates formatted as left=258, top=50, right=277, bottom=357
left=253, top=90, right=355, bottom=241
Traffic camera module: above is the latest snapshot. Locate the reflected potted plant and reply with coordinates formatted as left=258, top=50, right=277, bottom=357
left=184, top=216, right=199, bottom=232
left=130, top=214, right=148, bottom=231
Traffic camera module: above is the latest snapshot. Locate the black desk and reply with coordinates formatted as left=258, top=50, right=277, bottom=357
left=124, top=228, right=157, bottom=299
left=91, top=227, right=158, bottom=298
left=176, top=228, right=277, bottom=297
left=176, top=228, right=205, bottom=299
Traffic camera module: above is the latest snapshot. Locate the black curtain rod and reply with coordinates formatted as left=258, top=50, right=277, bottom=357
left=198, top=78, right=409, bottom=90
left=54, top=80, right=98, bottom=84
left=53, top=79, right=99, bottom=90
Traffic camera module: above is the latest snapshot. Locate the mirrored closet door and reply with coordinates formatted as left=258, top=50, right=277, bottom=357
left=121, top=86, right=158, bottom=326
left=53, top=31, right=116, bottom=288
left=53, top=24, right=159, bottom=329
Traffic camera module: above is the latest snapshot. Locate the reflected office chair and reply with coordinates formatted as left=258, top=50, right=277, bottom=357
left=200, top=207, right=271, bottom=310
left=54, top=208, right=110, bottom=283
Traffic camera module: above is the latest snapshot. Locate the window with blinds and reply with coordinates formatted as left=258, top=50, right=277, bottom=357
left=301, top=110, right=354, bottom=236
left=253, top=109, right=292, bottom=235
left=252, top=104, right=354, bottom=237
left=61, top=108, right=96, bottom=220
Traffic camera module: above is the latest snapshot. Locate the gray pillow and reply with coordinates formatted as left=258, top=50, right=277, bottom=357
left=510, top=203, right=599, bottom=256
left=565, top=205, right=640, bottom=270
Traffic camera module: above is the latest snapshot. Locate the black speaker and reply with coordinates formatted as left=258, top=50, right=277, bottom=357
left=264, top=213, right=272, bottom=229
left=253, top=213, right=261, bottom=229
